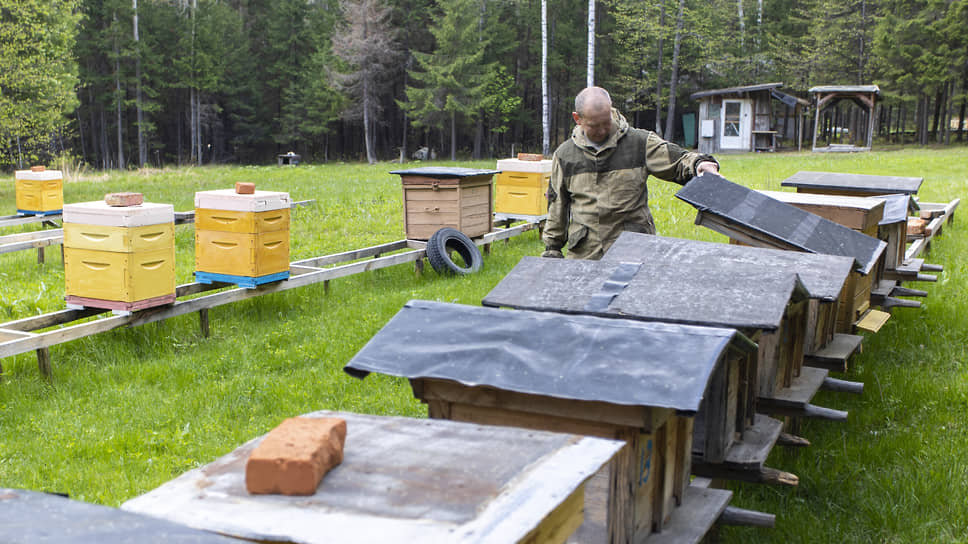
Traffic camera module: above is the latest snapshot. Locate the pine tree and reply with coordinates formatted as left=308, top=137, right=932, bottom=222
left=403, top=0, right=490, bottom=160
left=0, top=0, right=82, bottom=167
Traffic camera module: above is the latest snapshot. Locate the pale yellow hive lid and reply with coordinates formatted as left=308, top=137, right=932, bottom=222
left=194, top=188, right=291, bottom=212
left=63, top=201, right=174, bottom=227
left=495, top=158, right=553, bottom=174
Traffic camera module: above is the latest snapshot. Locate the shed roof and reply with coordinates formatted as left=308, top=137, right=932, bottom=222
left=808, top=85, right=880, bottom=94
left=690, top=82, right=783, bottom=100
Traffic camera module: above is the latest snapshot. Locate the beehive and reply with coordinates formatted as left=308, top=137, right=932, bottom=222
left=14, top=166, right=63, bottom=215
left=63, top=200, right=175, bottom=311
left=194, top=188, right=291, bottom=287
left=494, top=158, right=552, bottom=217
left=390, top=167, right=496, bottom=240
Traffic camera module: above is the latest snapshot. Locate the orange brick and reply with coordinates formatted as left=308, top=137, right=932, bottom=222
left=245, top=417, right=347, bottom=496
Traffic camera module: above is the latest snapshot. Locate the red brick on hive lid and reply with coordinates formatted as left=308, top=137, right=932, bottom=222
left=245, top=417, right=347, bottom=496
left=235, top=182, right=256, bottom=194
left=516, top=152, right=544, bottom=161
left=30, top=165, right=46, bottom=172
left=907, top=217, right=927, bottom=236
left=104, top=192, right=145, bottom=207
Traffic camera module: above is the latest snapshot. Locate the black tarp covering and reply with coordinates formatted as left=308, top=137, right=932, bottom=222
left=781, top=171, right=923, bottom=195
left=676, top=173, right=887, bottom=275
left=603, top=232, right=853, bottom=302
left=871, top=194, right=914, bottom=225
left=0, top=489, right=237, bottom=543
left=389, top=167, right=500, bottom=178
left=482, top=256, right=806, bottom=331
left=344, top=300, right=739, bottom=413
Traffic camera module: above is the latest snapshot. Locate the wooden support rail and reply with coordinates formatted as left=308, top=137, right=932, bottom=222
left=0, top=218, right=542, bottom=379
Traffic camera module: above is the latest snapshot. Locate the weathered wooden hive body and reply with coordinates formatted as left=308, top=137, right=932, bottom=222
left=389, top=167, right=496, bottom=240
left=345, top=300, right=742, bottom=543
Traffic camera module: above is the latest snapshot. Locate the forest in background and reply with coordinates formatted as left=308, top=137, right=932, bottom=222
left=1, top=0, right=967, bottom=169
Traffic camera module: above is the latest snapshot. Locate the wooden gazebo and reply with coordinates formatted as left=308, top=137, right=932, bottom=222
left=809, top=85, right=880, bottom=152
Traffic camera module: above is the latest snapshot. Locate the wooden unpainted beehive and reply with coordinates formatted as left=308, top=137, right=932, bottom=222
left=63, top=201, right=175, bottom=310
left=14, top=167, right=63, bottom=214
left=494, top=158, right=552, bottom=217
left=391, top=167, right=496, bottom=240
left=194, top=188, right=291, bottom=283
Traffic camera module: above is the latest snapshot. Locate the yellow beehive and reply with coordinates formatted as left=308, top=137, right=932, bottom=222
left=65, top=247, right=176, bottom=302
left=64, top=223, right=174, bottom=253
left=15, top=167, right=63, bottom=214
left=63, top=200, right=176, bottom=308
left=195, top=229, right=290, bottom=277
left=494, top=158, right=552, bottom=216
left=194, top=188, right=291, bottom=281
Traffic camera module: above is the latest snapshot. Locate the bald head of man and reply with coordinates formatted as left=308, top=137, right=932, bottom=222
left=572, top=87, right=613, bottom=144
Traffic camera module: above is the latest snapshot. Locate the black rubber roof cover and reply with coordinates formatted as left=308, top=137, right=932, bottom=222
left=389, top=166, right=499, bottom=177
left=0, top=488, right=238, bottom=543
left=344, top=300, right=740, bottom=413
left=871, top=193, right=913, bottom=224
left=781, top=171, right=923, bottom=195
left=603, top=232, right=853, bottom=302
left=482, top=256, right=806, bottom=331
left=676, top=173, right=887, bottom=275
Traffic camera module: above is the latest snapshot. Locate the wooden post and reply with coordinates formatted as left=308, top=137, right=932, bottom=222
left=37, top=347, right=52, bottom=378
left=37, top=246, right=45, bottom=264
left=198, top=309, right=210, bottom=338
left=414, top=258, right=424, bottom=278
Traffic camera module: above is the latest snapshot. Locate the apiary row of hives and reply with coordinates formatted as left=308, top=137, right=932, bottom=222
left=61, top=183, right=290, bottom=312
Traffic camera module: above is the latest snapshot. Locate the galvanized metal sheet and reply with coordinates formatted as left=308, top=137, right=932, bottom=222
left=482, top=256, right=803, bottom=331
left=123, top=411, right=622, bottom=544
left=676, top=173, right=887, bottom=275
left=781, top=170, right=922, bottom=195
left=0, top=488, right=237, bottom=543
left=602, top=232, right=852, bottom=302
left=346, top=300, right=738, bottom=413
left=388, top=167, right=500, bottom=178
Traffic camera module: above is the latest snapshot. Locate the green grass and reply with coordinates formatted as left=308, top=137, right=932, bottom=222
left=0, top=147, right=966, bottom=541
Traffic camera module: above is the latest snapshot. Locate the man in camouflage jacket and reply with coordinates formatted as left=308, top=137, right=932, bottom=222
left=542, top=87, right=720, bottom=260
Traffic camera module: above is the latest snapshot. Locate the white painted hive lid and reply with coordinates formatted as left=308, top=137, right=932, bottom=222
left=495, top=158, right=553, bottom=174
left=194, top=189, right=291, bottom=212
left=15, top=170, right=64, bottom=181
left=63, top=201, right=174, bottom=227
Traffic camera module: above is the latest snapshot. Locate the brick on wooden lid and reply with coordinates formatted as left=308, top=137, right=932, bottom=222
left=104, top=192, right=145, bottom=207
left=245, top=417, right=347, bottom=496
left=516, top=152, right=544, bottom=161
left=907, top=217, right=927, bottom=236
left=30, top=165, right=46, bottom=172
left=235, top=182, right=256, bottom=194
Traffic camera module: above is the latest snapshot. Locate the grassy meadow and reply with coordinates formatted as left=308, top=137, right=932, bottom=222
left=0, top=146, right=967, bottom=542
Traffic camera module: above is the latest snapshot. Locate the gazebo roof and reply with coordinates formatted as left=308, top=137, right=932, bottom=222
left=808, top=85, right=880, bottom=94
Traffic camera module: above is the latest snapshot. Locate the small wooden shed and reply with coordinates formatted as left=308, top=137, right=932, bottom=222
left=809, top=85, right=880, bottom=152
left=690, top=83, right=809, bottom=154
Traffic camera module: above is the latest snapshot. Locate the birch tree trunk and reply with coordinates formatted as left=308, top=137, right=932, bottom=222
left=737, top=0, right=745, bottom=49
left=542, top=0, right=550, bottom=155
left=586, top=0, right=595, bottom=87
left=134, top=0, right=145, bottom=166
left=450, top=110, right=457, bottom=161
left=113, top=12, right=125, bottom=169
left=655, top=0, right=665, bottom=135
left=664, top=0, right=684, bottom=141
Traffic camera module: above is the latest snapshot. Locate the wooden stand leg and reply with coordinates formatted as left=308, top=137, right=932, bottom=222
left=324, top=280, right=330, bottom=295
left=37, top=246, right=45, bottom=264
left=414, top=258, right=424, bottom=278
left=199, top=309, right=210, bottom=338
left=483, top=242, right=491, bottom=256
left=37, top=347, right=52, bottom=378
